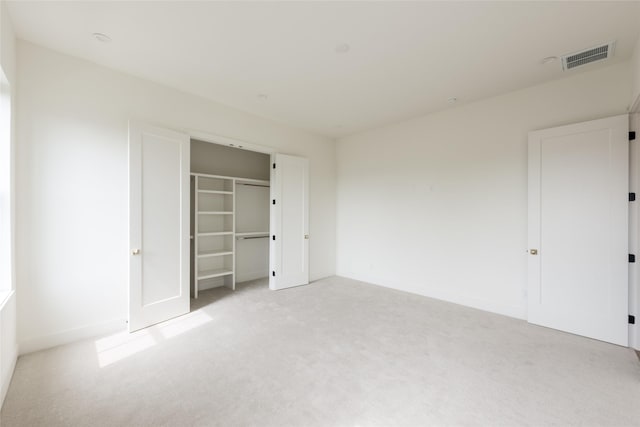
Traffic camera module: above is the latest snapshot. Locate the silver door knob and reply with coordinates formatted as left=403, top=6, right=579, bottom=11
left=132, top=249, right=141, bottom=255
left=529, top=249, right=538, bottom=255
left=304, top=235, right=309, bottom=239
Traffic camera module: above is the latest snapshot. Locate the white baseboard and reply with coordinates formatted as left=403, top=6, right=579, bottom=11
left=0, top=290, right=17, bottom=409
left=19, top=318, right=126, bottom=356
left=1, top=350, right=16, bottom=409
left=406, top=282, right=526, bottom=320
left=199, top=276, right=229, bottom=291
left=236, top=269, right=268, bottom=283
left=336, top=273, right=526, bottom=320
left=631, top=324, right=640, bottom=351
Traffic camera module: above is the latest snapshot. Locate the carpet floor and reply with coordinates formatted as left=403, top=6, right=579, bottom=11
left=1, top=276, right=639, bottom=426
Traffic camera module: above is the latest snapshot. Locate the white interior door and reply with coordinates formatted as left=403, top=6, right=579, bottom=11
left=528, top=114, right=628, bottom=346
left=270, top=154, right=309, bottom=290
left=129, top=122, right=190, bottom=332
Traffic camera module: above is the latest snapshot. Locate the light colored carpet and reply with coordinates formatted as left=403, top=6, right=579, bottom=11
left=1, top=276, right=639, bottom=426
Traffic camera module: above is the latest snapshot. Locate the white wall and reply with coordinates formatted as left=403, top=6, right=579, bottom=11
left=16, top=41, right=336, bottom=353
left=632, top=39, right=640, bottom=109
left=0, top=3, right=15, bottom=85
left=0, top=0, right=18, bottom=408
left=337, top=62, right=632, bottom=320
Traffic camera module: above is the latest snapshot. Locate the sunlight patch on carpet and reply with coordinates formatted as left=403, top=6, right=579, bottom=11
left=94, top=311, right=214, bottom=367
left=95, top=329, right=157, bottom=367
left=157, top=311, right=213, bottom=339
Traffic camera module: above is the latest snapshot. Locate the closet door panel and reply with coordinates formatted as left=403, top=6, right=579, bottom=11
left=270, top=154, right=309, bottom=290
left=129, top=122, right=190, bottom=332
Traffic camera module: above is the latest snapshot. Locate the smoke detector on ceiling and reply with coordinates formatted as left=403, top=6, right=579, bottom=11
left=561, top=41, right=615, bottom=71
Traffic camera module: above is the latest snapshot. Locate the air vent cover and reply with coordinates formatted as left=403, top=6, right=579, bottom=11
left=562, top=42, right=615, bottom=71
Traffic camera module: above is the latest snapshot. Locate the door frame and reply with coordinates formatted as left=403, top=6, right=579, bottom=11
left=630, top=95, right=640, bottom=350
left=186, top=129, right=278, bottom=290
left=189, top=130, right=276, bottom=156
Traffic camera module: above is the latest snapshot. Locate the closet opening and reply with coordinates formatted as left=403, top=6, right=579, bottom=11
left=189, top=138, right=271, bottom=303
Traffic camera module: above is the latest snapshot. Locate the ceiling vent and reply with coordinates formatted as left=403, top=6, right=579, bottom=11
left=561, top=41, right=615, bottom=71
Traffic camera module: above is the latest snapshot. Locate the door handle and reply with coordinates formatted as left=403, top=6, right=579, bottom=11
left=304, top=235, right=309, bottom=240
left=132, top=249, right=141, bottom=255
left=529, top=249, right=538, bottom=255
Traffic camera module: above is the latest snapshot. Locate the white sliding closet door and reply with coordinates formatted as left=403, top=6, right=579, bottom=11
left=129, top=122, right=190, bottom=332
left=270, top=154, right=309, bottom=290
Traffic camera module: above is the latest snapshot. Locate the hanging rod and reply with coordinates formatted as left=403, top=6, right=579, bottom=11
left=236, top=183, right=270, bottom=188
left=236, top=235, right=269, bottom=240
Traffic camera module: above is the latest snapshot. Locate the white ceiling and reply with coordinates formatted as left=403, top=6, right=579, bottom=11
left=6, top=1, right=640, bottom=138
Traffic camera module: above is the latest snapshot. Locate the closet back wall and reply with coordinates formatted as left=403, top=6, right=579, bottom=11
left=16, top=41, right=336, bottom=354
left=191, top=139, right=269, bottom=180
left=190, top=141, right=270, bottom=286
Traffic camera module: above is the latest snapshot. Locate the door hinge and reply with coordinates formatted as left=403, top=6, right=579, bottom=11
left=630, top=131, right=636, bottom=141
left=272, top=271, right=276, bottom=277
left=630, top=193, right=636, bottom=202
left=629, top=315, right=636, bottom=325
left=629, top=254, right=636, bottom=263
left=273, top=163, right=276, bottom=169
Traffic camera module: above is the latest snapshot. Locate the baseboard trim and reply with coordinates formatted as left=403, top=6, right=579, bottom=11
left=0, top=289, right=14, bottom=313
left=631, top=325, right=640, bottom=351
left=336, top=273, right=526, bottom=320
left=236, top=270, right=269, bottom=283
left=0, top=349, right=16, bottom=409
left=0, top=290, right=17, bottom=410
left=19, top=318, right=126, bottom=356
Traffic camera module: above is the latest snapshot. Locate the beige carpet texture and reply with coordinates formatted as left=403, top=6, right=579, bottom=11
left=1, top=277, right=639, bottom=426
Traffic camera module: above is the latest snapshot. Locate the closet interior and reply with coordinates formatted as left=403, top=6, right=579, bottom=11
left=190, top=139, right=270, bottom=297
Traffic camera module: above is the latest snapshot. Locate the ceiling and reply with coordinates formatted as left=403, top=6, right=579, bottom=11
left=6, top=1, right=640, bottom=138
